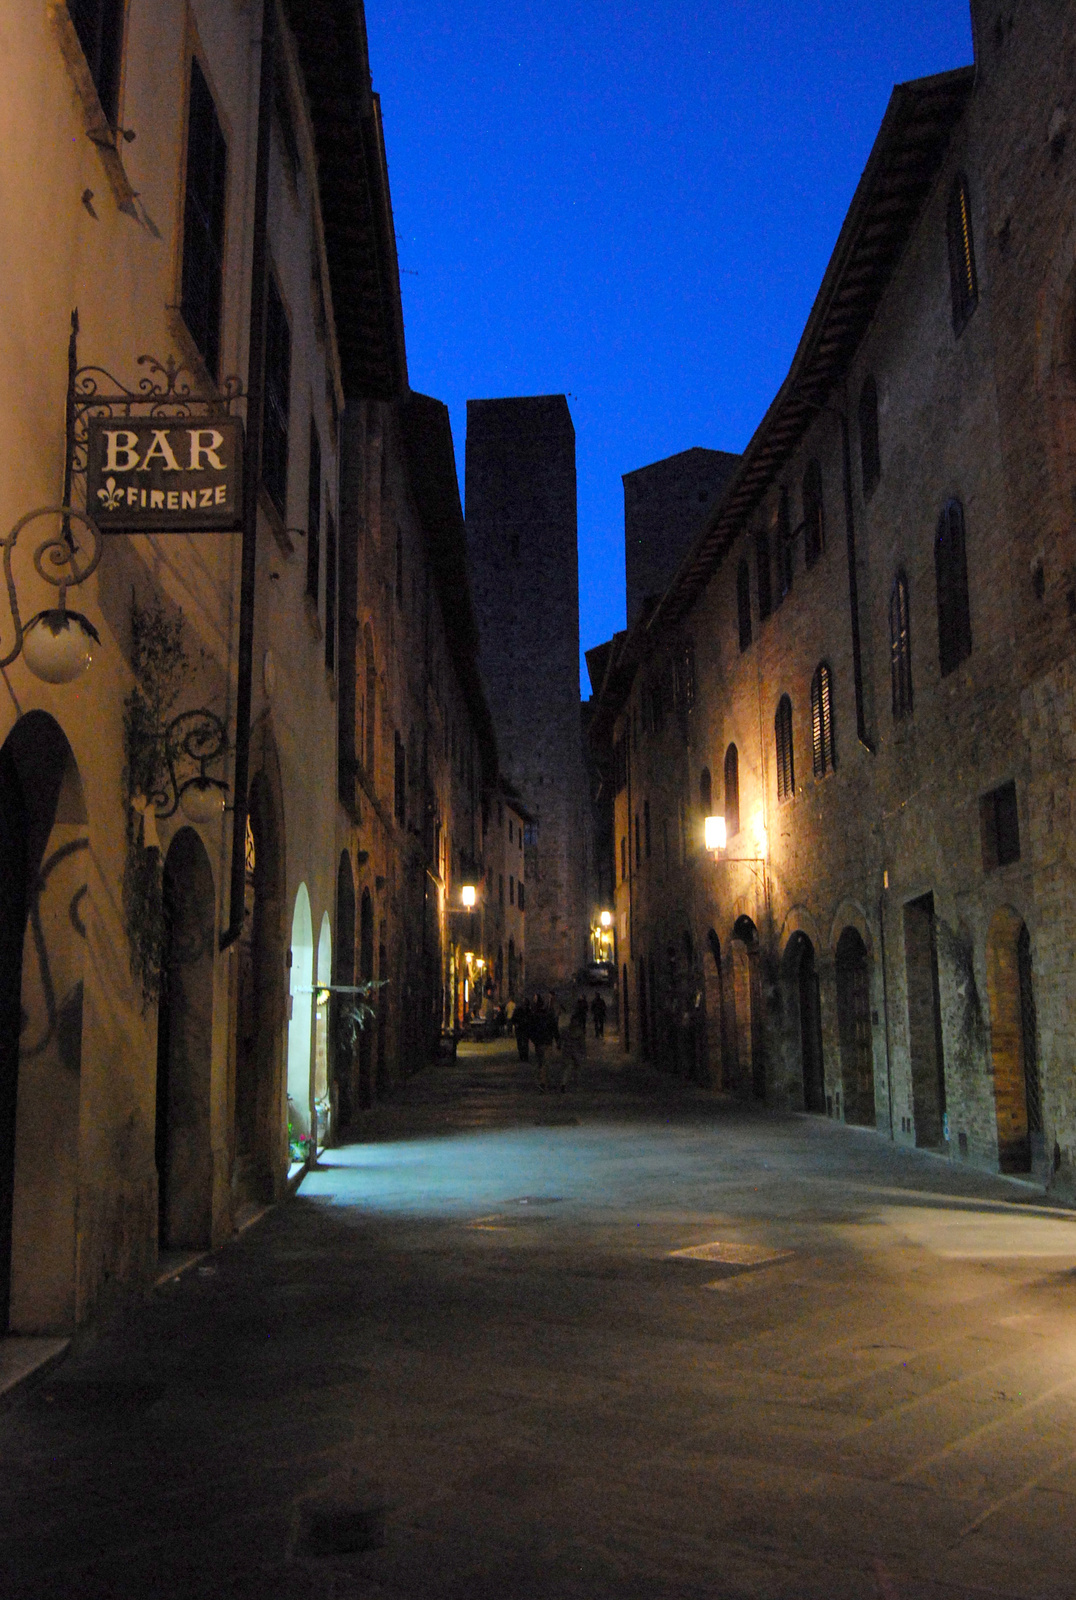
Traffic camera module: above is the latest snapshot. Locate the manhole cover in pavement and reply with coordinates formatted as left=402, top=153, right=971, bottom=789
left=668, top=1241, right=792, bottom=1267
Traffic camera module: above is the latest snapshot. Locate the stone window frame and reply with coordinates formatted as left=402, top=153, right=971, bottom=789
left=810, top=662, right=836, bottom=779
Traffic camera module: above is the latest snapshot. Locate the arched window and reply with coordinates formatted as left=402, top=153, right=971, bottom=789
left=947, top=173, right=978, bottom=335
left=699, top=767, right=712, bottom=816
left=935, top=498, right=972, bottom=676
left=858, top=376, right=880, bottom=499
left=810, top=662, right=836, bottom=777
left=736, top=558, right=752, bottom=651
left=890, top=569, right=913, bottom=719
left=724, top=744, right=740, bottom=838
left=802, top=460, right=824, bottom=567
left=775, top=696, right=794, bottom=801
left=755, top=526, right=772, bottom=621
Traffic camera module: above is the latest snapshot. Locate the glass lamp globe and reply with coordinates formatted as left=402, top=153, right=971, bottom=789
left=180, top=777, right=226, bottom=825
left=22, top=609, right=99, bottom=684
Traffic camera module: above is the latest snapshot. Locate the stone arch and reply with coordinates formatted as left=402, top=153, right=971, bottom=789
left=313, top=912, right=332, bottom=1148
left=835, top=925, right=876, bottom=1126
left=156, top=827, right=215, bottom=1251
left=333, top=851, right=356, bottom=1131
left=987, top=906, right=1043, bottom=1173
left=287, top=885, right=314, bottom=1144
left=358, top=888, right=374, bottom=1107
left=730, top=914, right=764, bottom=1100
left=0, top=712, right=87, bottom=1332
left=829, top=898, right=875, bottom=961
left=783, top=930, right=825, bottom=1113
left=234, top=749, right=287, bottom=1204
left=778, top=903, right=826, bottom=963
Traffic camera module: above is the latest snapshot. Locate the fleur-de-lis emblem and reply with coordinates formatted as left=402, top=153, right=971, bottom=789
left=97, top=476, right=123, bottom=511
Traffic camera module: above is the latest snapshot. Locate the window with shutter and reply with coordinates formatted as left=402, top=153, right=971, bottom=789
left=810, top=663, right=836, bottom=778
left=802, top=460, right=824, bottom=568
left=775, top=696, right=794, bottom=802
left=935, top=498, right=972, bottom=676
left=947, top=174, right=978, bottom=335
left=181, top=58, right=228, bottom=381
left=890, top=569, right=913, bottom=718
left=858, top=376, right=880, bottom=499
left=737, top=559, right=752, bottom=651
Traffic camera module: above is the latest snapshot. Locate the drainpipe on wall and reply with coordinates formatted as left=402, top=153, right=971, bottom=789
left=221, top=0, right=276, bottom=951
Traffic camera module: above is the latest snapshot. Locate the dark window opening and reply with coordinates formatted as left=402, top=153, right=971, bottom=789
left=737, top=558, right=752, bottom=651
left=755, top=527, right=772, bottom=622
left=724, top=744, right=739, bottom=838
left=699, top=767, right=712, bottom=817
left=262, top=274, right=291, bottom=516
left=947, top=173, right=978, bottom=335
left=890, top=569, right=913, bottom=719
left=810, top=662, right=836, bottom=778
left=980, top=780, right=1020, bottom=870
left=802, top=459, right=824, bottom=568
left=324, top=509, right=337, bottom=673
left=858, top=376, right=880, bottom=499
left=776, top=489, right=793, bottom=600
left=68, top=0, right=125, bottom=128
left=775, top=695, right=794, bottom=802
left=180, top=58, right=227, bottom=381
left=306, top=422, right=321, bottom=605
left=936, top=497, right=972, bottom=677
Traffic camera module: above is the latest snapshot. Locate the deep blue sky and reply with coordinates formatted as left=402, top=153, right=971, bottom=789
left=365, top=2, right=975, bottom=694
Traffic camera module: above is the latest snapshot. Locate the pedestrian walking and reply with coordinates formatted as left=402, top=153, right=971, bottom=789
left=529, top=993, right=557, bottom=1090
left=513, top=997, right=531, bottom=1061
left=560, top=995, right=588, bottom=1090
left=590, top=991, right=607, bottom=1039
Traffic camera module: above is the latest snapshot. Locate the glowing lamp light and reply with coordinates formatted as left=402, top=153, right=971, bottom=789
left=180, top=777, right=227, bottom=825
left=599, top=910, right=613, bottom=928
left=704, top=815, right=726, bottom=852
left=22, top=608, right=99, bottom=684
left=461, top=884, right=476, bottom=909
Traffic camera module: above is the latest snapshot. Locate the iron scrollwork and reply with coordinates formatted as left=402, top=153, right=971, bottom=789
left=149, top=708, right=229, bottom=821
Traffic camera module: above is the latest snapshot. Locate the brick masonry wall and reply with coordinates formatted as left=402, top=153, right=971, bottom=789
left=612, top=8, right=1076, bottom=1190
left=465, top=396, right=587, bottom=990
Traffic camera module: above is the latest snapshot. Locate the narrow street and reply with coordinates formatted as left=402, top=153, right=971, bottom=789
left=3, top=1036, right=1076, bottom=1600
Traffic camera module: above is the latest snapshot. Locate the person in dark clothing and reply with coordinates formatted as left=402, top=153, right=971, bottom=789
left=561, top=995, right=589, bottom=1090
left=591, top=991, right=607, bottom=1039
left=513, top=998, right=531, bottom=1061
left=529, top=993, right=557, bottom=1089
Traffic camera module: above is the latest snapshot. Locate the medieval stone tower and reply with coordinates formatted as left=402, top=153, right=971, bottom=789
left=465, top=395, right=587, bottom=991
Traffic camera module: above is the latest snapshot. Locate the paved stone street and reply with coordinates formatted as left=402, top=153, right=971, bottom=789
left=3, top=1036, right=1076, bottom=1599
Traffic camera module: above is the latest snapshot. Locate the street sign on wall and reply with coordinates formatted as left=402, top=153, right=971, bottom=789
left=86, top=416, right=243, bottom=531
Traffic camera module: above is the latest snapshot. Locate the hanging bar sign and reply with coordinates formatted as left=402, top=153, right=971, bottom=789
left=85, top=416, right=243, bottom=531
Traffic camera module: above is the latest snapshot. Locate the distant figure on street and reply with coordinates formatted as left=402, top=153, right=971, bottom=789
left=560, top=995, right=589, bottom=1091
left=513, top=997, right=530, bottom=1061
left=590, top=991, right=607, bottom=1039
left=529, top=993, right=558, bottom=1090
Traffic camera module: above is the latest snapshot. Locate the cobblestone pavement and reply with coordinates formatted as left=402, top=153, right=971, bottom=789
left=3, top=1036, right=1076, bottom=1599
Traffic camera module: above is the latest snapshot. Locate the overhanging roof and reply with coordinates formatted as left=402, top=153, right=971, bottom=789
left=649, top=66, right=974, bottom=634
left=283, top=0, right=408, bottom=401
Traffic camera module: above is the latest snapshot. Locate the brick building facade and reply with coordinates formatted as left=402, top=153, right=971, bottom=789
left=591, top=3, right=1076, bottom=1193
left=465, top=396, right=587, bottom=990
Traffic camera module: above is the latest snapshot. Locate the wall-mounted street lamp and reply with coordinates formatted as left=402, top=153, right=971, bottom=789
left=461, top=884, right=477, bottom=909
left=704, top=815, right=726, bottom=853
left=599, top=909, right=613, bottom=929
left=149, top=709, right=229, bottom=825
left=705, top=811, right=767, bottom=866
left=1, top=505, right=102, bottom=684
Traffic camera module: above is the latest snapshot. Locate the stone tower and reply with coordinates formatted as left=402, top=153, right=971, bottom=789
left=465, top=395, right=587, bottom=991
left=623, top=446, right=740, bottom=629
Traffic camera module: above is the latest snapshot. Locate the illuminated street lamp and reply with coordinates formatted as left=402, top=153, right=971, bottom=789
left=599, top=910, right=612, bottom=929
left=704, top=815, right=726, bottom=853
left=461, top=884, right=476, bottom=908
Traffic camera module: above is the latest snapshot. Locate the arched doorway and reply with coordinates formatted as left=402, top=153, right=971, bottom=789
left=705, top=929, right=727, bottom=1089
left=287, top=885, right=314, bottom=1146
left=333, top=852, right=356, bottom=1130
left=156, top=828, right=215, bottom=1250
left=358, top=889, right=374, bottom=1108
left=785, top=931, right=825, bottom=1113
left=0, top=713, right=87, bottom=1332
left=835, top=927, right=875, bottom=1126
left=234, top=765, right=285, bottom=1204
left=314, top=913, right=332, bottom=1150
left=987, top=908, right=1043, bottom=1172
left=731, top=915, right=765, bottom=1100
